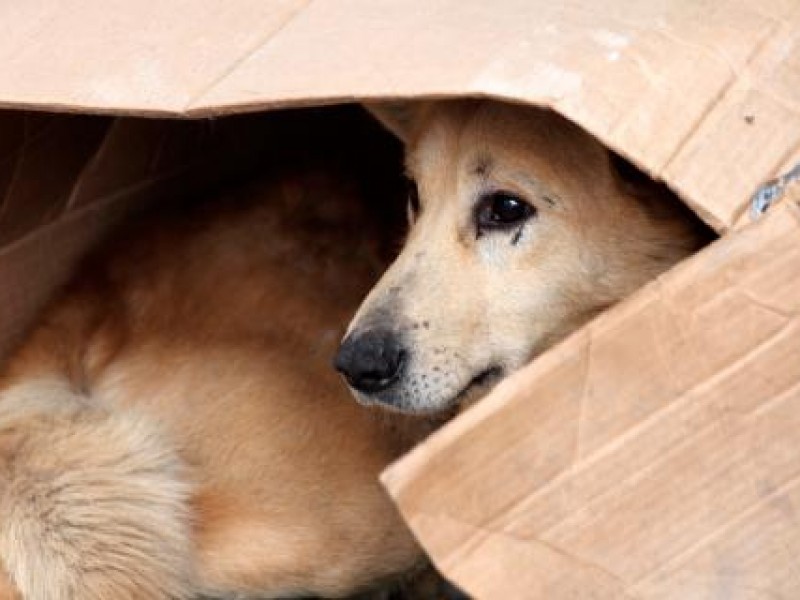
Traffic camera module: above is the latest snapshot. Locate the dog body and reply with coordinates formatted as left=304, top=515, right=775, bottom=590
left=0, top=167, right=427, bottom=598
left=337, top=100, right=709, bottom=414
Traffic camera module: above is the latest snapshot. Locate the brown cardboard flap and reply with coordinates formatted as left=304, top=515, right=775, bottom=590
left=0, top=1, right=798, bottom=230
left=0, top=113, right=113, bottom=246
left=0, top=0, right=309, bottom=116
left=0, top=192, right=141, bottom=362
left=0, top=110, right=300, bottom=248
left=383, top=202, right=800, bottom=599
left=0, top=109, right=305, bottom=360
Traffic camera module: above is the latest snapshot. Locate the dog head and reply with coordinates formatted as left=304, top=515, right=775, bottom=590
left=335, top=100, right=708, bottom=414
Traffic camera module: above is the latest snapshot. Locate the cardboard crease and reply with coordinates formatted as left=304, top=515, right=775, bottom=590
left=414, top=509, right=637, bottom=600
left=184, top=0, right=315, bottom=111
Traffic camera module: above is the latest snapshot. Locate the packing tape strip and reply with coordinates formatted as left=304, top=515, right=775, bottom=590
left=750, top=161, right=800, bottom=220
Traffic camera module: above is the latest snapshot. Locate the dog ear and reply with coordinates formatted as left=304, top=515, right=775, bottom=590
left=608, top=152, right=656, bottom=194
left=362, top=101, right=425, bottom=143
left=608, top=151, right=714, bottom=244
left=607, top=151, right=677, bottom=215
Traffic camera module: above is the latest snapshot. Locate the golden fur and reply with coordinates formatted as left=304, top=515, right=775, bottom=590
left=0, top=157, right=431, bottom=598
left=344, top=100, right=710, bottom=413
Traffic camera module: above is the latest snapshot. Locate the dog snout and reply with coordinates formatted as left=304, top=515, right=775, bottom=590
left=334, top=330, right=406, bottom=394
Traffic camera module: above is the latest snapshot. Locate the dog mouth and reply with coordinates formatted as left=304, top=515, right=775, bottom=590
left=352, top=364, right=506, bottom=415
left=452, top=366, right=504, bottom=406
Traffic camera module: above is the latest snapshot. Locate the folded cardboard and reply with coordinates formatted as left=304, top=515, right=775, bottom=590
left=2, top=0, right=799, bottom=231
left=0, top=111, right=289, bottom=359
left=0, top=1, right=798, bottom=598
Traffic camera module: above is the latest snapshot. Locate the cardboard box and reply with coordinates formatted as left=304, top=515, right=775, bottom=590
left=0, top=1, right=799, bottom=598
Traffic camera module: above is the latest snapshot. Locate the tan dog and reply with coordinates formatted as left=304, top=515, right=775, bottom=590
left=336, top=100, right=710, bottom=414
left=0, top=116, right=434, bottom=599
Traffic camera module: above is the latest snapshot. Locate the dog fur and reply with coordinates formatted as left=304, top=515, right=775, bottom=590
left=0, top=136, right=432, bottom=598
left=343, top=100, right=711, bottom=414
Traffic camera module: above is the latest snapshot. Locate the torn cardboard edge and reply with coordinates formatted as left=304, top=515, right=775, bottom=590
left=750, top=160, right=800, bottom=220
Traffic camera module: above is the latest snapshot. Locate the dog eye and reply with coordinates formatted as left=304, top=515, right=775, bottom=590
left=476, top=192, right=535, bottom=231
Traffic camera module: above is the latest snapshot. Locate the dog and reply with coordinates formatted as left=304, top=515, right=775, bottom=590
left=0, top=110, right=437, bottom=599
left=336, top=100, right=711, bottom=415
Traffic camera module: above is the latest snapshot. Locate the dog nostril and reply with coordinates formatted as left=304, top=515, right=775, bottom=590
left=333, top=330, right=406, bottom=394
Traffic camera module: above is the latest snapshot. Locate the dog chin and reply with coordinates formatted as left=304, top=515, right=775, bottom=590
left=350, top=366, right=505, bottom=416
left=352, top=389, right=452, bottom=417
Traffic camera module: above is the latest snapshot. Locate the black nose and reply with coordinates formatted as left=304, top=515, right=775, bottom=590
left=334, top=330, right=406, bottom=394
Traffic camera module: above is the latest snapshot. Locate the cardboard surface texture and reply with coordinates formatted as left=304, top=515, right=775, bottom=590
left=1, top=1, right=799, bottom=231
left=0, top=1, right=798, bottom=598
